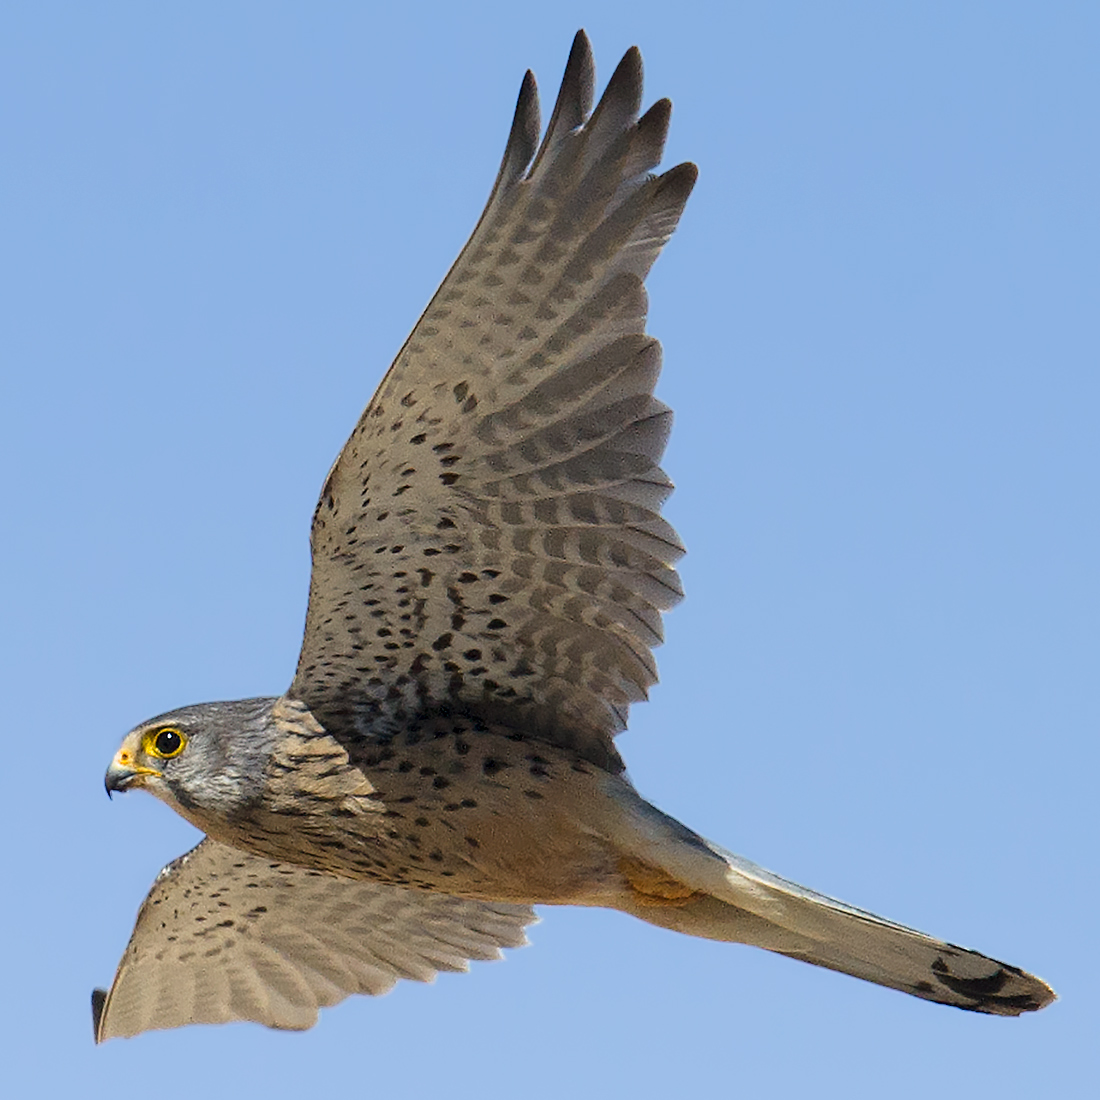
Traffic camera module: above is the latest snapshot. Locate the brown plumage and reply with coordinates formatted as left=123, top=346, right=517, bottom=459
left=98, top=32, right=1054, bottom=1042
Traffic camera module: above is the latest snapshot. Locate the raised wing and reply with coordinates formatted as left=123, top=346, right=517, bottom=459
left=93, top=839, right=535, bottom=1041
left=291, top=33, right=697, bottom=772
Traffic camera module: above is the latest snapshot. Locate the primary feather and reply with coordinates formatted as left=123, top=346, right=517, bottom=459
left=291, top=32, right=696, bottom=771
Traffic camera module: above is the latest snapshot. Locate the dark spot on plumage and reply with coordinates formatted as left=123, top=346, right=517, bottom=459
left=487, top=618, right=507, bottom=630
left=432, top=776, right=451, bottom=789
left=432, top=633, right=453, bottom=651
left=931, top=958, right=1012, bottom=1001
left=440, top=473, right=460, bottom=486
left=482, top=757, right=507, bottom=776
left=524, top=789, right=544, bottom=800
left=453, top=382, right=468, bottom=402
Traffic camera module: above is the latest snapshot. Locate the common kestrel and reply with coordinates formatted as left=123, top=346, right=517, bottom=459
left=97, top=32, right=1054, bottom=1041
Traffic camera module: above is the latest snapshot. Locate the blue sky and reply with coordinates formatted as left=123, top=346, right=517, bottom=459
left=1, top=2, right=1096, bottom=1096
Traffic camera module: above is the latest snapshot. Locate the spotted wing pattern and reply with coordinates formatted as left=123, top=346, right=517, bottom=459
left=291, top=32, right=697, bottom=772
left=93, top=839, right=535, bottom=1041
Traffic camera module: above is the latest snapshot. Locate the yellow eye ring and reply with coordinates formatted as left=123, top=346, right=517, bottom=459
left=144, top=726, right=186, bottom=759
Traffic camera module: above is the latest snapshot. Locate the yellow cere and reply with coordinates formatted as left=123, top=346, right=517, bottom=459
left=143, top=726, right=187, bottom=760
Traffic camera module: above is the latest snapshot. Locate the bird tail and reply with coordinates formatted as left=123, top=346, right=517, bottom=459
left=609, top=794, right=1055, bottom=1016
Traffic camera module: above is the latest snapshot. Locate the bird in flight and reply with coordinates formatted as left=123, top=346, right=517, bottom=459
left=96, top=31, right=1054, bottom=1041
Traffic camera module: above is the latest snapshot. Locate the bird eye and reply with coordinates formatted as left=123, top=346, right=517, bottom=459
left=146, top=727, right=186, bottom=759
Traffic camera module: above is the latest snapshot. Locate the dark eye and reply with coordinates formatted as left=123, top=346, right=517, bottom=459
left=152, top=727, right=184, bottom=758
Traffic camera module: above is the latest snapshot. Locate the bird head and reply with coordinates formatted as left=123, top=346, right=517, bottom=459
left=105, top=698, right=279, bottom=829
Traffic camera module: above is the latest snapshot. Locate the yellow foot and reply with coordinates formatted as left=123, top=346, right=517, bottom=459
left=619, top=857, right=704, bottom=908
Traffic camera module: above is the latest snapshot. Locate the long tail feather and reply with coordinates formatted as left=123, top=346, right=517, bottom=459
left=613, top=795, right=1055, bottom=1015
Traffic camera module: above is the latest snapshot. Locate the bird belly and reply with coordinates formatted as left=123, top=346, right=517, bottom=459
left=224, top=715, right=634, bottom=906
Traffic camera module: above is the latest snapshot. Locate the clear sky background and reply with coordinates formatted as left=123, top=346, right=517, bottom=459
left=1, top=2, right=1096, bottom=1097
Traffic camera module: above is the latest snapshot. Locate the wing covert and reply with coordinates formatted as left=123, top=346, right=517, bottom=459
left=291, top=33, right=696, bottom=771
left=93, top=839, right=535, bottom=1041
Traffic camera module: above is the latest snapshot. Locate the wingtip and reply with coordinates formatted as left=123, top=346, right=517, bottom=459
left=605, top=45, right=644, bottom=114
left=563, top=29, right=596, bottom=117
left=658, top=161, right=700, bottom=203
left=620, top=44, right=644, bottom=75
left=91, top=988, right=108, bottom=1043
left=516, top=69, right=540, bottom=144
left=528, top=29, right=596, bottom=179
left=568, top=28, right=594, bottom=70
left=489, top=68, right=541, bottom=199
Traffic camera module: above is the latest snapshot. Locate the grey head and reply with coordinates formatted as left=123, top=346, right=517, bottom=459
left=104, top=697, right=279, bottom=832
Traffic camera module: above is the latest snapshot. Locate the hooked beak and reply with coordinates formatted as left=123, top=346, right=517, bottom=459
left=104, top=747, right=161, bottom=798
